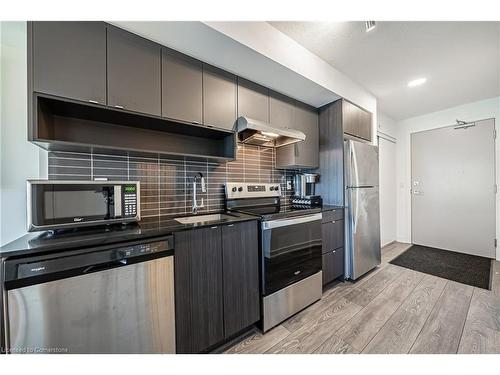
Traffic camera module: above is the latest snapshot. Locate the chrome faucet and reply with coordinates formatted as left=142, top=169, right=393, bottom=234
left=192, top=172, right=206, bottom=214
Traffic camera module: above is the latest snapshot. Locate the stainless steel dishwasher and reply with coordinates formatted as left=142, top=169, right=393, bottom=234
left=3, top=236, right=175, bottom=354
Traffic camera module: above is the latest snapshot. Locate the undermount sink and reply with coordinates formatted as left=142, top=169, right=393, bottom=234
left=174, top=213, right=236, bottom=225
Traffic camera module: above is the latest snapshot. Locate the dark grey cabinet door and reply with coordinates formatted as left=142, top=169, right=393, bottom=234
left=222, top=221, right=260, bottom=338
left=342, top=100, right=360, bottom=139
left=343, top=100, right=372, bottom=142
left=322, top=248, right=344, bottom=285
left=107, top=27, right=161, bottom=116
left=322, top=220, right=344, bottom=254
left=270, top=91, right=295, bottom=129
left=203, top=65, right=237, bottom=130
left=317, top=100, right=344, bottom=206
left=162, top=48, right=203, bottom=124
left=294, top=103, right=319, bottom=168
left=32, top=21, right=106, bottom=104
left=276, top=102, right=319, bottom=168
left=237, top=78, right=269, bottom=123
left=357, top=107, right=373, bottom=141
left=174, top=226, right=224, bottom=353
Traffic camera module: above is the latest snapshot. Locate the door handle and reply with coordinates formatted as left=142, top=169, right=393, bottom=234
left=83, top=259, right=127, bottom=274
left=412, top=190, right=424, bottom=195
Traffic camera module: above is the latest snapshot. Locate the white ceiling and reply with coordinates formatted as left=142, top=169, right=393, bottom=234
left=269, top=21, right=500, bottom=120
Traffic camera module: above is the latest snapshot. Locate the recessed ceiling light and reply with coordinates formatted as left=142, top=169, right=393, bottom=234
left=408, top=77, right=427, bottom=87
left=365, top=21, right=376, bottom=32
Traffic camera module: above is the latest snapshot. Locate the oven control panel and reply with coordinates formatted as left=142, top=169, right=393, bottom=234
left=225, top=182, right=281, bottom=199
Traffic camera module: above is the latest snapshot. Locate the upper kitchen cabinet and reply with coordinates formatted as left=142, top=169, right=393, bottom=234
left=342, top=100, right=373, bottom=142
left=276, top=102, right=319, bottom=169
left=269, top=91, right=295, bottom=129
left=107, top=27, right=161, bottom=116
left=162, top=49, right=203, bottom=124
left=203, top=64, right=237, bottom=131
left=31, top=22, right=106, bottom=104
left=237, top=78, right=269, bottom=123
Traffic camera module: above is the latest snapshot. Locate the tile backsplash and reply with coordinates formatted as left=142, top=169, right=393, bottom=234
left=48, top=144, right=298, bottom=218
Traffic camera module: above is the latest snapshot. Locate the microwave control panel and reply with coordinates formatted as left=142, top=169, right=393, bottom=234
left=123, top=185, right=138, bottom=217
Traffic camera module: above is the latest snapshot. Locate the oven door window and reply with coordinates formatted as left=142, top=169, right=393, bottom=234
left=262, top=218, right=322, bottom=295
left=31, top=184, right=115, bottom=227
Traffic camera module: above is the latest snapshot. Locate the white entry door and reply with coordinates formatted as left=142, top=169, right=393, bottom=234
left=411, top=118, right=496, bottom=258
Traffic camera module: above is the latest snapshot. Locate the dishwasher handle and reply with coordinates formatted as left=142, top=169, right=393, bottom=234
left=82, top=258, right=128, bottom=274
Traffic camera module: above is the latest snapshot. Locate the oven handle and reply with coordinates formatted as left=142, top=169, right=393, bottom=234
left=262, top=213, right=322, bottom=230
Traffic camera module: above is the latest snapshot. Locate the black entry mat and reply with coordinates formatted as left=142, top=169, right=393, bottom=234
left=390, top=245, right=491, bottom=289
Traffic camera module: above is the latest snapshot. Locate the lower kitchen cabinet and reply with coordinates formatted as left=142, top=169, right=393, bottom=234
left=222, top=221, right=260, bottom=338
left=322, top=248, right=344, bottom=285
left=322, top=210, right=345, bottom=286
left=322, top=219, right=344, bottom=252
left=174, top=226, right=224, bottom=354
left=174, top=220, right=260, bottom=353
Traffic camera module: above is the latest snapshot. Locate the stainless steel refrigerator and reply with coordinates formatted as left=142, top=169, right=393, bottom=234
left=344, top=139, right=381, bottom=280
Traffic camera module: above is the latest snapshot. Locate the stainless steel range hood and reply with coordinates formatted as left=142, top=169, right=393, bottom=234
left=236, top=117, right=306, bottom=148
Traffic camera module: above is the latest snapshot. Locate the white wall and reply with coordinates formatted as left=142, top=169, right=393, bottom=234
left=395, top=96, right=500, bottom=260
left=378, top=111, right=398, bottom=139
left=0, top=21, right=46, bottom=246
left=0, top=22, right=3, bottom=243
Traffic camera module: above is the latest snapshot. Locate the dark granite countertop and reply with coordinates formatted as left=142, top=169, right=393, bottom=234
left=321, top=204, right=344, bottom=212
left=0, top=211, right=257, bottom=259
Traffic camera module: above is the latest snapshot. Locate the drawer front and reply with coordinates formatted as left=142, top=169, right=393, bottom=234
left=322, top=248, right=344, bottom=285
left=322, top=209, right=343, bottom=223
left=321, top=219, right=344, bottom=254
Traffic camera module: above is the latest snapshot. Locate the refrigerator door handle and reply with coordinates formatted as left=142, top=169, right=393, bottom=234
left=352, top=188, right=358, bottom=233
left=350, top=142, right=359, bottom=188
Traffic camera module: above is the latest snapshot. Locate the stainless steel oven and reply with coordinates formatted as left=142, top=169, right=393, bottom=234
left=225, top=181, right=323, bottom=332
left=261, top=213, right=322, bottom=296
left=260, top=213, right=322, bottom=331
left=27, top=180, right=140, bottom=232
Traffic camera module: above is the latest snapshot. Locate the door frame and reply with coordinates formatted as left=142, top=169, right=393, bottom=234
left=378, top=132, right=397, bottom=247
left=409, top=117, right=497, bottom=257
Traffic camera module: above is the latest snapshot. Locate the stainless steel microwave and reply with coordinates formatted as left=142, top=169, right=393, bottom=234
left=27, top=180, right=141, bottom=232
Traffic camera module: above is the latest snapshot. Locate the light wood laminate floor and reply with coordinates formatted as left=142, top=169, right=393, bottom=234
left=224, top=242, right=500, bottom=354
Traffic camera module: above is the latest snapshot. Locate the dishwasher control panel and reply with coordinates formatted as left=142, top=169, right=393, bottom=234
left=5, top=236, right=174, bottom=284
left=117, top=239, right=172, bottom=258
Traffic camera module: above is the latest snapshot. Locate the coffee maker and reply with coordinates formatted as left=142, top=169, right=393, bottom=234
left=292, top=173, right=322, bottom=207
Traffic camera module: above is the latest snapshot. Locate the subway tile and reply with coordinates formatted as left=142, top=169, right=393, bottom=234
left=48, top=144, right=290, bottom=217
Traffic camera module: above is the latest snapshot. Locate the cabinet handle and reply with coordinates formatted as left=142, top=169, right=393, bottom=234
left=227, top=224, right=234, bottom=227
left=332, top=220, right=336, bottom=224
left=332, top=250, right=336, bottom=253
left=210, top=226, right=218, bottom=229
left=114, top=105, right=124, bottom=109
left=88, top=99, right=99, bottom=104
left=192, top=121, right=201, bottom=125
